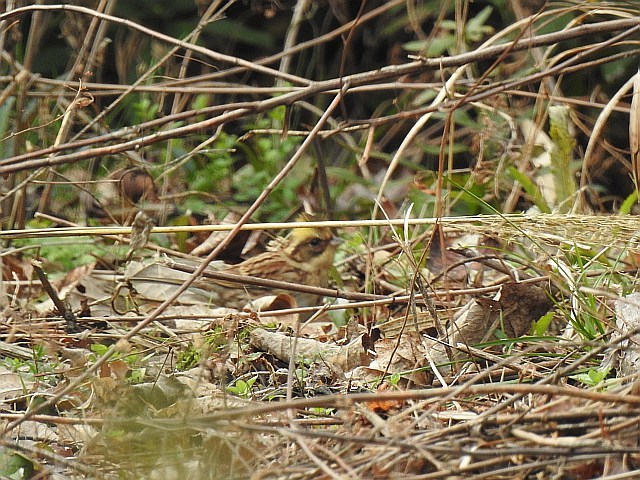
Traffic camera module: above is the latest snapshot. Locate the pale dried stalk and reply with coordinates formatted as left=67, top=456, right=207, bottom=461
left=631, top=69, right=640, bottom=189
left=4, top=214, right=640, bottom=249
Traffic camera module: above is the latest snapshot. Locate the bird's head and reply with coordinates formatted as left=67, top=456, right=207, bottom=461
left=280, top=215, right=340, bottom=270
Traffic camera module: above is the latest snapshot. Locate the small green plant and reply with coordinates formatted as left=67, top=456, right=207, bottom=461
left=204, top=325, right=230, bottom=351
left=531, top=311, right=555, bottom=337
left=403, top=6, right=494, bottom=57
left=233, top=106, right=305, bottom=221
left=128, top=367, right=146, bottom=384
left=388, top=373, right=401, bottom=387
left=310, top=407, right=336, bottom=416
left=508, top=166, right=552, bottom=214
left=2, top=344, right=60, bottom=386
left=90, top=343, right=151, bottom=370
left=572, top=368, right=609, bottom=388
left=0, top=448, right=36, bottom=480
left=176, top=344, right=202, bottom=371
left=184, top=131, right=237, bottom=198
left=226, top=376, right=257, bottom=398
left=11, top=218, right=130, bottom=271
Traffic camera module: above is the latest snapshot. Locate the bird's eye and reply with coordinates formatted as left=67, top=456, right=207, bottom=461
left=309, top=238, right=322, bottom=247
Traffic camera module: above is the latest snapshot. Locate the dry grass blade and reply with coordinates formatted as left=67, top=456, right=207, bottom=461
left=631, top=69, right=640, bottom=190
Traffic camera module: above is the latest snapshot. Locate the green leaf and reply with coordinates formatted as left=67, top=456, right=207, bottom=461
left=618, top=191, right=638, bottom=215
left=468, top=6, right=493, bottom=30
left=532, top=311, right=554, bottom=336
left=0, top=98, right=11, bottom=129
left=203, top=19, right=276, bottom=49
left=466, top=6, right=494, bottom=41
left=548, top=105, right=577, bottom=212
left=404, top=35, right=456, bottom=57
left=403, top=40, right=429, bottom=52
left=572, top=368, right=609, bottom=387
left=0, top=449, right=36, bottom=479
left=507, top=166, right=551, bottom=213
left=91, top=344, right=109, bottom=356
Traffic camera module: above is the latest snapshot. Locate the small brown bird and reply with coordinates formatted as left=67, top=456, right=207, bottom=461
left=126, top=218, right=340, bottom=313
left=210, top=222, right=341, bottom=309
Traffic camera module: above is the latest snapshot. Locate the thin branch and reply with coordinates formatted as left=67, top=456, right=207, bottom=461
left=0, top=15, right=638, bottom=174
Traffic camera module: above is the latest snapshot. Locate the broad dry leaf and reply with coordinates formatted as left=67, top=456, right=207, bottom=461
left=11, top=421, right=58, bottom=443
left=124, top=260, right=215, bottom=305
left=369, top=332, right=430, bottom=386
left=0, top=366, right=34, bottom=403
left=57, top=423, right=98, bottom=447
left=451, top=282, right=552, bottom=343
left=449, top=298, right=493, bottom=349
left=495, top=282, right=553, bottom=337
left=449, top=282, right=552, bottom=363
left=426, top=224, right=474, bottom=283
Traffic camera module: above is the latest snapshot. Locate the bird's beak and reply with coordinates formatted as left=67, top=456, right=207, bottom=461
left=330, top=235, right=342, bottom=247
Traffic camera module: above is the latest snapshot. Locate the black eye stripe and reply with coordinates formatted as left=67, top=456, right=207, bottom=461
left=308, top=238, right=328, bottom=248
left=289, top=238, right=328, bottom=260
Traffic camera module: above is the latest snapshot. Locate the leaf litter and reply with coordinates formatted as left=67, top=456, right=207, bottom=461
left=2, top=220, right=640, bottom=479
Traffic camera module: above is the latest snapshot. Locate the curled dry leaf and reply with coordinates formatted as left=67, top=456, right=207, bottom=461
left=117, top=168, right=160, bottom=205
left=244, top=293, right=297, bottom=313
left=250, top=328, right=340, bottom=365
left=603, top=293, right=640, bottom=378
left=449, top=282, right=553, bottom=363
left=249, top=328, right=369, bottom=371
left=426, top=224, right=475, bottom=283
left=87, top=168, right=169, bottom=224
left=449, top=298, right=494, bottom=351
left=0, top=366, right=35, bottom=404
left=2, top=254, right=33, bottom=282
left=57, top=423, right=98, bottom=447
left=367, top=332, right=430, bottom=386
left=124, top=260, right=215, bottom=306
left=190, top=212, right=249, bottom=258
left=127, top=210, right=154, bottom=259
left=493, top=282, right=553, bottom=338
